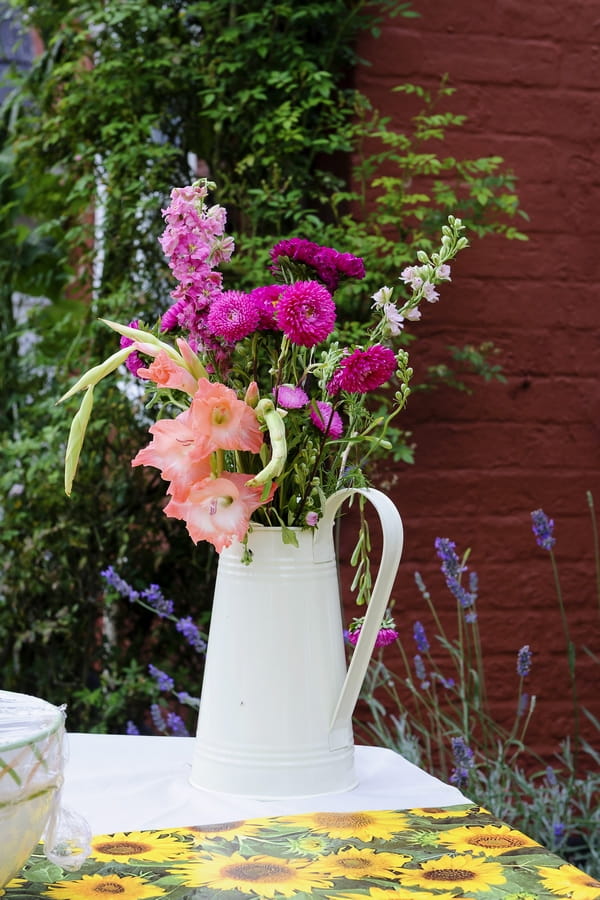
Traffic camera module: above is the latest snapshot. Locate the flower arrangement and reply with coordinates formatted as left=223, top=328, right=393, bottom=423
left=60, top=179, right=468, bottom=555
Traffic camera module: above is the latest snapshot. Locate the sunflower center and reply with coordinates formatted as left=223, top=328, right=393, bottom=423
left=314, top=812, right=374, bottom=829
left=339, top=857, right=368, bottom=869
left=198, top=820, right=244, bottom=834
left=425, top=867, right=476, bottom=881
left=94, top=841, right=150, bottom=856
left=469, top=834, right=524, bottom=849
left=222, top=862, right=292, bottom=883
left=92, top=884, right=126, bottom=895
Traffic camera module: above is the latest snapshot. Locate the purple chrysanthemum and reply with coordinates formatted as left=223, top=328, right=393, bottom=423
left=328, top=345, right=397, bottom=395
left=274, top=384, right=309, bottom=409
left=310, top=401, right=343, bottom=439
left=275, top=280, right=336, bottom=347
left=207, top=290, right=260, bottom=342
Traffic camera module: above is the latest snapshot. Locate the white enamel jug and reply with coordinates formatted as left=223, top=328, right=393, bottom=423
left=190, top=487, right=403, bottom=798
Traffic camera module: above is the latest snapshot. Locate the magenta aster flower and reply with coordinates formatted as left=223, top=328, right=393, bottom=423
left=207, top=290, right=260, bottom=342
left=275, top=280, right=336, bottom=347
left=248, top=285, right=282, bottom=330
left=310, top=401, right=343, bottom=439
left=274, top=384, right=309, bottom=409
left=328, top=345, right=397, bottom=394
left=270, top=238, right=365, bottom=292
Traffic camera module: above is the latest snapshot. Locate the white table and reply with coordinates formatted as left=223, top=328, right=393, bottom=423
left=62, top=733, right=470, bottom=836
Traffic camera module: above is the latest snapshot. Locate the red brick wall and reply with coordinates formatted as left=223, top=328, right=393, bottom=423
left=347, top=1, right=600, bottom=761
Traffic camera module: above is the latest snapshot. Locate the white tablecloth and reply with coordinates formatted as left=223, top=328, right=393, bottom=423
left=62, top=734, right=469, bottom=836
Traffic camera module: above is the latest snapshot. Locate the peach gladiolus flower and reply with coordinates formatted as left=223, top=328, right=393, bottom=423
left=137, top=350, right=198, bottom=396
left=131, top=409, right=211, bottom=500
left=189, top=379, right=263, bottom=456
left=164, top=473, right=274, bottom=552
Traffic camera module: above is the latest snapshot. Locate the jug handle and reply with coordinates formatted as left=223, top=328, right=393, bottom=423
left=316, top=488, right=404, bottom=750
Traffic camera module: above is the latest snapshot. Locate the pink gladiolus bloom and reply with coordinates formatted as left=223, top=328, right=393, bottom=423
left=131, top=409, right=211, bottom=501
left=189, top=379, right=263, bottom=456
left=310, top=401, right=343, bottom=439
left=328, top=345, right=397, bottom=395
left=164, top=473, right=274, bottom=552
left=136, top=350, right=198, bottom=396
left=276, top=280, right=336, bottom=347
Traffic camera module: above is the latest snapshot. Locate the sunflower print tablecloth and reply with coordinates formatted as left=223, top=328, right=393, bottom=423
left=6, top=804, right=600, bottom=899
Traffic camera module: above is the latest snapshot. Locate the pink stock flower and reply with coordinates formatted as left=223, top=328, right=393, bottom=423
left=328, top=345, right=397, bottom=395
left=310, top=401, right=343, bottom=439
left=206, top=290, right=260, bottom=342
left=188, top=379, right=263, bottom=457
left=164, top=473, right=274, bottom=553
left=136, top=350, right=198, bottom=396
left=131, top=409, right=212, bottom=501
left=276, top=280, right=336, bottom=347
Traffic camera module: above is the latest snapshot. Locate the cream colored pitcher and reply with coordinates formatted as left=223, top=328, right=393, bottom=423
left=190, top=487, right=403, bottom=798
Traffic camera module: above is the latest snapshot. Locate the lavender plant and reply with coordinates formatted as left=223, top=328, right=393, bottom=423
left=358, top=498, right=600, bottom=877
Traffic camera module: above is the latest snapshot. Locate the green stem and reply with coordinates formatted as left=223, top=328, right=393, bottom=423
left=586, top=490, right=600, bottom=617
left=550, top=548, right=580, bottom=761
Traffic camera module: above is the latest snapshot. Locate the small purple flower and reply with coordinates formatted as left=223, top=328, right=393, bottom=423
left=119, top=320, right=145, bottom=375
left=517, top=692, right=530, bottom=718
left=413, top=621, right=430, bottom=653
left=166, top=712, right=190, bottom=737
left=148, top=663, right=174, bottom=693
left=310, top=401, right=343, bottom=439
left=517, top=645, right=532, bottom=678
left=413, top=654, right=429, bottom=688
left=150, top=703, right=166, bottom=733
left=434, top=538, right=464, bottom=580
left=553, top=822, right=566, bottom=841
left=531, top=508, right=556, bottom=551
left=141, top=584, right=175, bottom=618
left=100, top=567, right=140, bottom=603
left=176, top=616, right=207, bottom=653
left=274, top=384, right=309, bottom=409
left=305, top=511, right=319, bottom=527
left=125, top=720, right=140, bottom=735
left=450, top=736, right=475, bottom=789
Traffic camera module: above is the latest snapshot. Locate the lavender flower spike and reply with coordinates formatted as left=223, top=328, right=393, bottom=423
left=517, top=644, right=532, bottom=678
left=148, top=663, right=174, bottom=693
left=413, top=621, right=430, bottom=653
left=450, top=736, right=475, bottom=789
left=531, top=508, right=556, bottom=551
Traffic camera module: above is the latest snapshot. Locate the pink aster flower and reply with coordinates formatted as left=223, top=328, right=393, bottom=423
left=188, top=379, right=263, bottom=456
left=207, top=290, right=260, bottom=342
left=274, top=384, right=309, bottom=409
left=164, top=473, right=274, bottom=553
left=247, top=285, right=282, bottom=330
left=328, top=345, right=397, bottom=395
left=275, top=280, right=336, bottom=347
left=347, top=625, right=398, bottom=648
left=310, top=401, right=343, bottom=439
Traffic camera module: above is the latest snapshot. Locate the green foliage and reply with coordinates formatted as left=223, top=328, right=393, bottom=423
left=357, top=501, right=600, bottom=877
left=0, top=0, right=527, bottom=730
